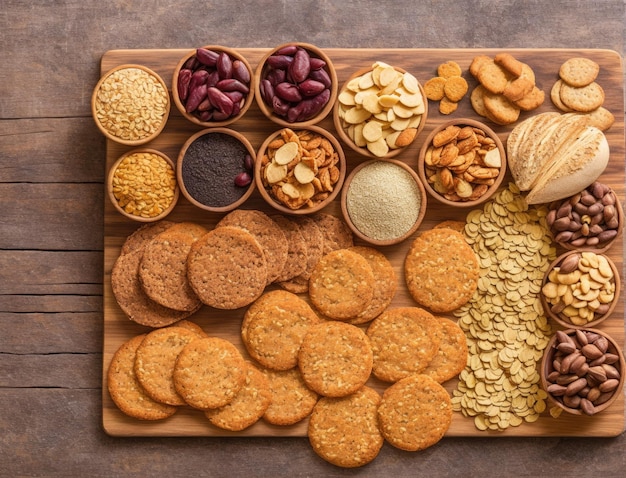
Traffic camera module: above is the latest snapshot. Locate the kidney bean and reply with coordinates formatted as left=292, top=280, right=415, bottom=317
left=309, top=57, right=326, bottom=70
left=207, top=87, right=234, bottom=116
left=271, top=96, right=289, bottom=116
left=234, top=171, right=252, bottom=188
left=232, top=60, right=250, bottom=84
left=223, top=90, right=244, bottom=106
left=186, top=84, right=208, bottom=113
left=286, top=88, right=330, bottom=122
left=189, top=69, right=209, bottom=91
left=177, top=69, right=192, bottom=101
left=276, top=45, right=298, bottom=55
left=206, top=70, right=220, bottom=88
left=298, top=78, right=326, bottom=97
left=265, top=68, right=286, bottom=86
left=260, top=79, right=275, bottom=104
left=216, top=78, right=250, bottom=94
left=289, top=48, right=311, bottom=83
left=216, top=52, right=233, bottom=79
left=275, top=82, right=302, bottom=103
left=196, top=48, right=219, bottom=66
left=267, top=54, right=294, bottom=69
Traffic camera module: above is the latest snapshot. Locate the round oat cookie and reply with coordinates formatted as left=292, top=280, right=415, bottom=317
left=298, top=321, right=373, bottom=397
left=187, top=226, right=267, bottom=310
left=513, top=85, right=545, bottom=111
left=111, top=249, right=195, bottom=328
left=482, top=89, right=520, bottom=125
left=204, top=361, right=272, bottom=431
left=309, top=248, right=374, bottom=320
left=421, top=317, right=468, bottom=384
left=378, top=374, right=452, bottom=451
left=241, top=290, right=320, bottom=370
left=138, top=225, right=205, bottom=312
left=476, top=59, right=511, bottom=94
left=173, top=336, right=246, bottom=410
left=107, top=334, right=178, bottom=420
left=559, top=57, right=600, bottom=87
left=424, top=76, right=447, bottom=101
left=470, top=84, right=489, bottom=118
left=279, top=216, right=325, bottom=292
left=308, top=386, right=383, bottom=468
left=559, top=81, right=605, bottom=113
left=271, top=215, right=308, bottom=282
left=348, top=246, right=397, bottom=325
left=312, top=213, right=354, bottom=255
left=134, top=326, right=203, bottom=406
left=120, top=220, right=175, bottom=256
left=262, top=367, right=319, bottom=426
left=404, top=228, right=479, bottom=313
left=216, top=209, right=288, bottom=285
left=443, top=75, right=469, bottom=102
left=366, top=306, right=441, bottom=383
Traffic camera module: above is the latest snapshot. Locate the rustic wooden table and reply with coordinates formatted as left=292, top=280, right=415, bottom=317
left=1, top=1, right=625, bottom=476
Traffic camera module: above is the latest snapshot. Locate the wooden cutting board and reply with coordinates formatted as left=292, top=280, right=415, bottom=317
left=101, top=48, right=625, bottom=437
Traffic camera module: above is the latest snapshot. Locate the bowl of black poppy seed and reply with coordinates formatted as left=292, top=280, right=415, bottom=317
left=177, top=127, right=256, bottom=212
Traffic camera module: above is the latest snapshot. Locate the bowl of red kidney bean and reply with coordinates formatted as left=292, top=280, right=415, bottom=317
left=541, top=328, right=624, bottom=416
left=177, top=128, right=256, bottom=213
left=172, top=45, right=254, bottom=127
left=254, top=42, right=338, bottom=128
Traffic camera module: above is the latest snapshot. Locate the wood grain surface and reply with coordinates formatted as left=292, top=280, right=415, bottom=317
left=101, top=48, right=624, bottom=438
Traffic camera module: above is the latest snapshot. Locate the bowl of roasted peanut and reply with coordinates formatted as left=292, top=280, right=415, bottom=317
left=541, top=328, right=625, bottom=416
left=417, top=118, right=506, bottom=207
left=172, top=45, right=254, bottom=127
left=255, top=126, right=345, bottom=214
left=333, top=61, right=428, bottom=160
left=92, top=64, right=170, bottom=146
left=254, top=42, right=338, bottom=128
left=107, top=148, right=179, bottom=222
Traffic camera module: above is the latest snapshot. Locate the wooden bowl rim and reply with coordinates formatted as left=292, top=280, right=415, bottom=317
left=417, top=117, right=507, bottom=208
left=254, top=124, right=346, bottom=215
left=332, top=64, right=428, bottom=161
left=540, top=250, right=622, bottom=329
left=340, top=159, right=427, bottom=246
left=171, top=45, right=254, bottom=128
left=107, top=148, right=179, bottom=222
left=253, top=42, right=338, bottom=128
left=92, top=64, right=170, bottom=146
left=176, top=127, right=256, bottom=213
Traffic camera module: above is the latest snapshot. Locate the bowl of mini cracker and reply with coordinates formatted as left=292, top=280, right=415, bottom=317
left=417, top=118, right=506, bottom=207
left=92, top=64, right=170, bottom=146
left=254, top=42, right=338, bottom=128
left=540, top=250, right=620, bottom=330
left=255, top=126, right=346, bottom=214
left=333, top=61, right=428, bottom=160
left=172, top=45, right=254, bottom=127
left=107, top=148, right=179, bottom=222
left=540, top=327, right=624, bottom=416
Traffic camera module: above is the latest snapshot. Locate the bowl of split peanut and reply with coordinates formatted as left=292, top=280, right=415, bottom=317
left=417, top=118, right=506, bottom=207
left=255, top=125, right=346, bottom=215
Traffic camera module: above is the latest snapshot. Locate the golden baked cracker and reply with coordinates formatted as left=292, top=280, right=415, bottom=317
left=421, top=317, right=468, bottom=383
left=439, top=96, right=459, bottom=115
left=514, top=85, right=545, bottom=111
left=559, top=57, right=600, bottom=87
left=443, top=75, right=469, bottom=102
left=308, top=386, right=383, bottom=468
left=298, top=321, right=373, bottom=397
left=107, top=334, right=178, bottom=420
left=270, top=214, right=308, bottom=283
left=503, top=75, right=534, bottom=102
left=559, top=81, right=605, bottom=112
left=173, top=337, right=246, bottom=410
left=423, top=76, right=447, bottom=101
left=309, top=249, right=374, bottom=320
left=262, top=367, right=319, bottom=426
left=366, top=306, right=441, bottom=382
left=378, top=374, right=452, bottom=451
left=404, top=228, right=479, bottom=313
left=312, top=213, right=354, bottom=254
left=204, top=361, right=272, bottom=431
left=433, top=220, right=466, bottom=233
left=348, top=246, right=397, bottom=324
left=187, top=226, right=267, bottom=310
left=580, top=106, right=615, bottom=131
left=134, top=326, right=202, bottom=406
left=470, top=85, right=489, bottom=117
left=550, top=80, right=573, bottom=112
left=120, top=220, right=175, bottom=256
left=241, top=290, right=320, bottom=370
left=475, top=59, right=510, bottom=94
left=482, top=89, right=520, bottom=125
left=494, top=52, right=524, bottom=77
left=469, top=54, right=491, bottom=78
left=437, top=60, right=463, bottom=78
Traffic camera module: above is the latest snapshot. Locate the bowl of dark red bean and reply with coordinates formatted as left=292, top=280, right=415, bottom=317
left=177, top=128, right=256, bottom=212
left=254, top=42, right=338, bottom=128
left=172, top=45, right=254, bottom=127
left=546, top=181, right=623, bottom=253
left=541, top=328, right=625, bottom=416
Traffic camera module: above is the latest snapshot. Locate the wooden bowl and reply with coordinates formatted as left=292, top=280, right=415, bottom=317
left=333, top=63, right=428, bottom=160
left=417, top=118, right=506, bottom=208
left=107, top=148, right=179, bottom=222
left=541, top=327, right=625, bottom=416
left=341, top=159, right=427, bottom=246
left=177, top=128, right=256, bottom=213
left=172, top=45, right=254, bottom=127
left=540, top=250, right=621, bottom=329
left=254, top=42, right=338, bottom=128
left=255, top=125, right=345, bottom=215
left=92, top=64, right=170, bottom=146
left=547, top=184, right=623, bottom=254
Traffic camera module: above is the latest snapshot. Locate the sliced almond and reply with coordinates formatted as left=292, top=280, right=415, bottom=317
left=399, top=92, right=423, bottom=108
left=362, top=93, right=383, bottom=114
left=265, top=162, right=288, bottom=184
left=378, top=94, right=400, bottom=108
left=344, top=106, right=372, bottom=124
left=294, top=162, right=316, bottom=184
left=362, top=120, right=383, bottom=142
left=402, top=72, right=420, bottom=93
left=338, top=90, right=356, bottom=106
left=281, top=182, right=301, bottom=199
left=483, top=148, right=502, bottom=168
left=366, top=137, right=389, bottom=157
left=274, top=141, right=299, bottom=165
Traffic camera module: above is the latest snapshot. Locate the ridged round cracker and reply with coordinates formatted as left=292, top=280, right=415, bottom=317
left=559, top=57, right=600, bottom=87
left=559, top=81, right=605, bottom=113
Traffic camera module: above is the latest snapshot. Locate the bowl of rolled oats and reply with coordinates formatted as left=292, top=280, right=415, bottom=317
left=92, top=64, right=170, bottom=146
left=107, top=148, right=179, bottom=222
left=255, top=125, right=346, bottom=214
left=417, top=118, right=506, bottom=207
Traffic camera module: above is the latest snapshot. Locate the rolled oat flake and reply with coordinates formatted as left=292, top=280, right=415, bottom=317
left=346, top=161, right=421, bottom=241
